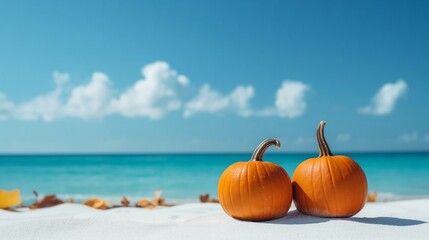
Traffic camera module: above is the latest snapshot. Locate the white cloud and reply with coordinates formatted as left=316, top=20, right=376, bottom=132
left=257, top=80, right=309, bottom=118
left=358, top=79, right=407, bottom=115
left=183, top=84, right=254, bottom=118
left=12, top=71, right=69, bottom=121
left=0, top=92, right=14, bottom=120
left=184, top=80, right=309, bottom=118
left=275, top=81, right=309, bottom=117
left=184, top=85, right=229, bottom=118
left=337, top=133, right=351, bottom=142
left=230, top=86, right=255, bottom=117
left=109, top=61, right=189, bottom=119
left=7, top=62, right=189, bottom=121
left=399, top=132, right=418, bottom=142
left=11, top=71, right=113, bottom=121
left=13, top=90, right=62, bottom=121
left=0, top=62, right=310, bottom=121
left=53, top=71, right=70, bottom=86
left=64, top=72, right=113, bottom=119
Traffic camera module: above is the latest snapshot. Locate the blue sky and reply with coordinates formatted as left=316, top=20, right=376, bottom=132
left=0, top=0, right=428, bottom=153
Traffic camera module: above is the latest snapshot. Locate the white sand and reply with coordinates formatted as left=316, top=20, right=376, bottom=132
left=1, top=200, right=428, bottom=240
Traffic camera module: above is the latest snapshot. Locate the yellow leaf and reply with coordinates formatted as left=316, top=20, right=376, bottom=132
left=0, top=189, right=22, bottom=209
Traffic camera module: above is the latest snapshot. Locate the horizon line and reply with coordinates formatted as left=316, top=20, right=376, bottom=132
left=1, top=149, right=429, bottom=156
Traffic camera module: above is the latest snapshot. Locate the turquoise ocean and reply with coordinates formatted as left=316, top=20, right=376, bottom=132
left=1, top=152, right=429, bottom=204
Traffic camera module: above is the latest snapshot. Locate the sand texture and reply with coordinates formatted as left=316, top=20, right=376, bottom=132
left=0, top=200, right=428, bottom=240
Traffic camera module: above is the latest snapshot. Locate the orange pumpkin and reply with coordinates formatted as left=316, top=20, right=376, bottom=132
left=292, top=121, right=368, bottom=217
left=218, top=139, right=292, bottom=221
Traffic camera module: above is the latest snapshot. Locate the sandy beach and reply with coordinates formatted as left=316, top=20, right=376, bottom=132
left=1, top=199, right=428, bottom=240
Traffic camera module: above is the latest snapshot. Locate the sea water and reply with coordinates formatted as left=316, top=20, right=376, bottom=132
left=1, top=152, right=428, bottom=204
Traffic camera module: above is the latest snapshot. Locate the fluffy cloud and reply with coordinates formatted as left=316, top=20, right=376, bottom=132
left=109, top=61, right=189, bottom=119
left=4, top=62, right=189, bottom=121
left=399, top=132, right=418, bottom=142
left=230, top=86, right=255, bottom=117
left=184, top=80, right=309, bottom=118
left=1, top=62, right=312, bottom=121
left=0, top=92, right=14, bottom=120
left=183, top=84, right=254, bottom=118
left=53, top=71, right=70, bottom=86
left=358, top=80, right=407, bottom=115
left=257, top=81, right=309, bottom=118
left=64, top=72, right=113, bottom=119
left=274, top=81, right=309, bottom=118
left=12, top=71, right=69, bottom=121
left=337, top=133, right=351, bottom=142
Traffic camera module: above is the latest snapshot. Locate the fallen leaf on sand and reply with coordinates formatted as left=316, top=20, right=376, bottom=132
left=84, top=198, right=109, bottom=209
left=199, top=194, right=219, bottom=203
left=367, top=192, right=377, bottom=202
left=0, top=189, right=22, bottom=209
left=30, top=195, right=64, bottom=209
left=136, top=199, right=153, bottom=208
left=152, top=190, right=166, bottom=206
left=121, top=196, right=130, bottom=207
left=136, top=190, right=169, bottom=208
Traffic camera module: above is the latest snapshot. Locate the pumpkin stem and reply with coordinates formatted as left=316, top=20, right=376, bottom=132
left=317, top=121, right=333, bottom=157
left=250, top=139, right=281, bottom=161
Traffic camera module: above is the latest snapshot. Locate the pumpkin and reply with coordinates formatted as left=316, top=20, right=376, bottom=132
left=218, top=139, right=292, bottom=221
left=0, top=189, right=22, bottom=209
left=292, top=121, right=368, bottom=217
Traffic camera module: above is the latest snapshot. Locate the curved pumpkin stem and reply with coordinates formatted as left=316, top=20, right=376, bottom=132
left=317, top=121, right=333, bottom=157
left=250, top=139, right=281, bottom=161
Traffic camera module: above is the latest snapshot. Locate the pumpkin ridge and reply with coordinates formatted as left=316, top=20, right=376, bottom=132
left=258, top=161, right=273, bottom=218
left=332, top=156, right=348, bottom=214
left=223, top=167, right=233, bottom=216
left=357, top=170, right=365, bottom=210
left=262, top=163, right=275, bottom=218
left=310, top=161, right=320, bottom=214
left=326, top=158, right=339, bottom=215
left=341, top=157, right=354, bottom=176
left=246, top=163, right=253, bottom=219
left=280, top=169, right=286, bottom=212
left=320, top=159, right=330, bottom=214
left=303, top=163, right=313, bottom=212
left=358, top=164, right=368, bottom=210
left=360, top=172, right=368, bottom=209
left=254, top=162, right=263, bottom=219
left=229, top=167, right=241, bottom=216
left=341, top=157, right=366, bottom=216
left=237, top=165, right=246, bottom=217
left=340, top=157, right=355, bottom=214
left=218, top=170, right=229, bottom=213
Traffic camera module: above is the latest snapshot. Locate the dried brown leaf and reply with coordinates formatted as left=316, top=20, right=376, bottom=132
left=30, top=195, right=64, bottom=209
left=120, top=196, right=130, bottom=207
left=199, top=194, right=219, bottom=203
